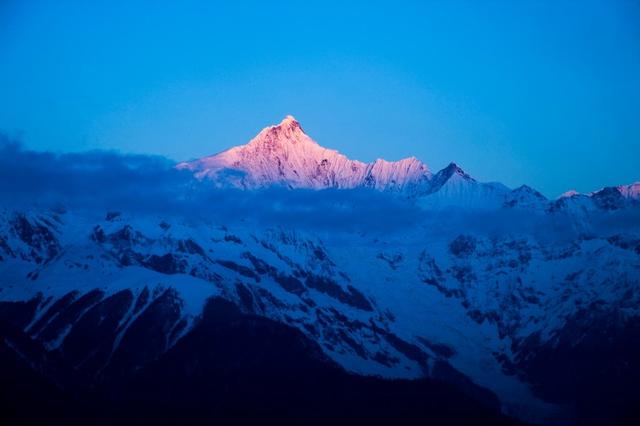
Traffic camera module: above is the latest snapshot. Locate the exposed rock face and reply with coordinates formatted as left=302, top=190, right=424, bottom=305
left=0, top=297, right=521, bottom=425
left=1, top=201, right=639, bottom=424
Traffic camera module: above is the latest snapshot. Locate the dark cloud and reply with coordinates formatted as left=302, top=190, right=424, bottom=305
left=2, top=135, right=632, bottom=239
left=0, top=136, right=423, bottom=232
left=0, top=135, right=188, bottom=206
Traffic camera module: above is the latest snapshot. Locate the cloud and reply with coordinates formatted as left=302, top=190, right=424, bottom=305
left=0, top=135, right=188, bottom=207
left=0, top=135, right=423, bottom=232
left=3, top=135, right=631, bottom=239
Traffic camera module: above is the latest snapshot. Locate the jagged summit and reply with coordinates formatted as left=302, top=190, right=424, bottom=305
left=442, top=162, right=473, bottom=180
left=513, top=185, right=546, bottom=198
left=280, top=114, right=300, bottom=126
left=179, top=116, right=622, bottom=210
left=618, top=182, right=640, bottom=199
left=425, top=162, right=475, bottom=194
left=177, top=116, right=554, bottom=208
left=559, top=190, right=580, bottom=199
left=249, top=115, right=308, bottom=146
left=558, top=182, right=639, bottom=201
left=178, top=116, right=433, bottom=191
left=502, top=184, right=548, bottom=209
left=182, top=115, right=640, bottom=213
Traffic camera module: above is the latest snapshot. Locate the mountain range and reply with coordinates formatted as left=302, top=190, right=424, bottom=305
left=1, top=116, right=639, bottom=425
left=179, top=115, right=639, bottom=209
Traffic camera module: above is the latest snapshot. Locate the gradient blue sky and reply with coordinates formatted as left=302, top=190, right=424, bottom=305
left=1, top=0, right=639, bottom=196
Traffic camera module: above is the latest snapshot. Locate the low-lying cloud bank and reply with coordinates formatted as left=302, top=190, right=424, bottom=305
left=0, top=137, right=184, bottom=206
left=3, top=136, right=630, bottom=239
left=0, top=137, right=424, bottom=232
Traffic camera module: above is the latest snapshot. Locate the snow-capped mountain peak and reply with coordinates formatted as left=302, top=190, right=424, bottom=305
left=559, top=190, right=580, bottom=199
left=177, top=116, right=640, bottom=213
left=617, top=182, right=640, bottom=199
left=247, top=114, right=311, bottom=148
left=178, top=116, right=434, bottom=191
left=417, top=161, right=510, bottom=209
left=436, top=162, right=474, bottom=183
left=279, top=114, right=302, bottom=129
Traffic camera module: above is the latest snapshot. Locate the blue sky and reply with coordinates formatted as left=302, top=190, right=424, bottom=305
left=1, top=0, right=639, bottom=196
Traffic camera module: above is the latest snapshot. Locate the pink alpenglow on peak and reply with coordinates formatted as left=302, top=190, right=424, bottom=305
left=280, top=114, right=301, bottom=127
left=178, top=115, right=433, bottom=191
left=617, top=182, right=640, bottom=199
left=559, top=190, right=580, bottom=199
left=585, top=182, right=640, bottom=200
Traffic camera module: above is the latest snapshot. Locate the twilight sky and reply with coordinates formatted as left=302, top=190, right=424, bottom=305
left=1, top=0, right=639, bottom=197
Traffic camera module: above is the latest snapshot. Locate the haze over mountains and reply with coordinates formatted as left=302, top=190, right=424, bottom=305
left=0, top=117, right=639, bottom=425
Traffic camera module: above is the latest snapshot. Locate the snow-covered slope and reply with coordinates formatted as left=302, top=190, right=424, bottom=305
left=416, top=163, right=510, bottom=209
left=1, top=116, right=639, bottom=424
left=1, top=196, right=639, bottom=424
left=549, top=183, right=640, bottom=218
left=178, top=116, right=432, bottom=192
left=616, top=182, right=640, bottom=199
left=177, top=116, right=563, bottom=210
left=503, top=185, right=548, bottom=210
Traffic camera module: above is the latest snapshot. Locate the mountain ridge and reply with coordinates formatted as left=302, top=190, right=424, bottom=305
left=1, top=116, right=639, bottom=425
left=177, top=115, right=434, bottom=192
left=178, top=115, right=639, bottom=210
